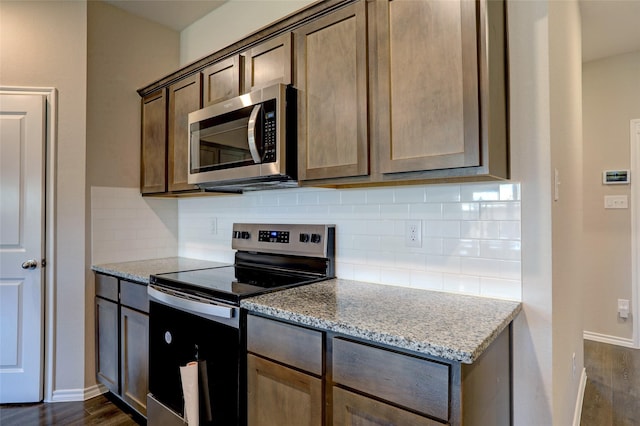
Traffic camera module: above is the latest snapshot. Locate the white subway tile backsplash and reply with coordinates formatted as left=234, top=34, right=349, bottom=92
left=410, top=271, right=444, bottom=290
left=426, top=184, right=461, bottom=202
left=460, top=221, right=501, bottom=239
left=480, top=201, right=521, bottom=220
left=425, top=220, right=460, bottom=238
left=92, top=183, right=521, bottom=301
left=443, top=274, right=481, bottom=294
left=460, top=183, right=500, bottom=201
left=409, top=203, right=443, bottom=220
left=380, top=203, right=410, bottom=219
left=442, top=202, right=480, bottom=220
left=480, top=277, right=521, bottom=300
left=394, top=186, right=426, bottom=203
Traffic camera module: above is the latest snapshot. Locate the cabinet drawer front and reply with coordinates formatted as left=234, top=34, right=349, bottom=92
left=333, top=387, right=444, bottom=426
left=247, top=315, right=322, bottom=375
left=332, top=338, right=449, bottom=421
left=95, top=274, right=118, bottom=302
left=120, top=280, right=149, bottom=313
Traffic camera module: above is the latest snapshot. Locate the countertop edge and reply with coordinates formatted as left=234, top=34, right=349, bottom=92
left=241, top=293, right=522, bottom=364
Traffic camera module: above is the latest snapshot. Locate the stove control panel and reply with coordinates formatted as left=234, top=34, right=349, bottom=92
left=232, top=223, right=335, bottom=257
left=259, top=230, right=290, bottom=243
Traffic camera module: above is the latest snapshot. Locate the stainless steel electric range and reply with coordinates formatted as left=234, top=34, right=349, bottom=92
left=146, top=223, right=335, bottom=426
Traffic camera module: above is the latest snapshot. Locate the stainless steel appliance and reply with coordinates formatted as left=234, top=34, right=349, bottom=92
left=147, top=223, right=335, bottom=426
left=188, top=84, right=297, bottom=192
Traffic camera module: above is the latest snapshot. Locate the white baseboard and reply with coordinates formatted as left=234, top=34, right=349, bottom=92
left=573, top=368, right=587, bottom=426
left=47, top=384, right=108, bottom=403
left=583, top=331, right=638, bottom=348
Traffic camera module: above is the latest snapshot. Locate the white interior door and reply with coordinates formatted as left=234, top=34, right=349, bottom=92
left=0, top=93, right=46, bottom=403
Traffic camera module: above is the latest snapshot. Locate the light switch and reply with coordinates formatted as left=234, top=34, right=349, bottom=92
left=604, top=195, right=628, bottom=209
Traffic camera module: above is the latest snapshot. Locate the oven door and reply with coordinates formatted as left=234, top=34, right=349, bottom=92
left=147, top=292, right=242, bottom=426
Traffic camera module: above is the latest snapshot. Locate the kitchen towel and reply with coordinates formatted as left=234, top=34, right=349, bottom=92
left=180, top=361, right=199, bottom=426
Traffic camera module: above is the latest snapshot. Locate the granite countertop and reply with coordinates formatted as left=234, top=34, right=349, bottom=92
left=241, top=278, right=521, bottom=364
left=91, top=257, right=230, bottom=284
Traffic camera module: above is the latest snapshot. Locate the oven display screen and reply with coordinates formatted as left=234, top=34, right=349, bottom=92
left=259, top=230, right=289, bottom=243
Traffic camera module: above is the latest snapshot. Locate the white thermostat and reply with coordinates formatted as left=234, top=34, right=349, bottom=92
left=603, top=170, right=630, bottom=185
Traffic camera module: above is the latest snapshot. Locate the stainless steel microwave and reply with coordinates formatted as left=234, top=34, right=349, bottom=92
left=188, top=83, right=297, bottom=192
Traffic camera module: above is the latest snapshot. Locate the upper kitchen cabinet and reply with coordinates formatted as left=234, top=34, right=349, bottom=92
left=376, top=0, right=479, bottom=174
left=243, top=33, right=293, bottom=93
left=168, top=74, right=201, bottom=192
left=140, top=89, right=167, bottom=194
left=375, top=0, right=508, bottom=182
left=202, top=55, right=242, bottom=107
left=295, top=2, right=369, bottom=181
left=295, top=0, right=507, bottom=186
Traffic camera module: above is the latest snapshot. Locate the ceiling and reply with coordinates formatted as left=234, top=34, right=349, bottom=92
left=580, top=0, right=640, bottom=62
left=103, top=0, right=226, bottom=31
left=103, top=0, right=640, bottom=62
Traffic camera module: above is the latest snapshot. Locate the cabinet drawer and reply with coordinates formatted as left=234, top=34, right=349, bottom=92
left=333, top=387, right=444, bottom=426
left=95, top=274, right=118, bottom=302
left=247, top=315, right=322, bottom=375
left=332, top=338, right=449, bottom=421
left=120, top=280, right=149, bottom=313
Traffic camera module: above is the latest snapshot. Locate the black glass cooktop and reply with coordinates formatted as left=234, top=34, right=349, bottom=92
left=150, top=265, right=323, bottom=304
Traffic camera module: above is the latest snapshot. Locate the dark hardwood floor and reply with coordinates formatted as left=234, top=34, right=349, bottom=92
left=0, top=393, right=142, bottom=426
left=582, top=339, right=640, bottom=426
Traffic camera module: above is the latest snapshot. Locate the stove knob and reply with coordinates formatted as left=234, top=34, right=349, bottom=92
left=310, top=233, right=322, bottom=244
left=241, top=231, right=251, bottom=239
left=299, top=233, right=310, bottom=243
left=233, top=231, right=241, bottom=239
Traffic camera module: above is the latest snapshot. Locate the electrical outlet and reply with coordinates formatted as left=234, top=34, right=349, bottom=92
left=405, top=220, right=422, bottom=248
left=604, top=195, right=628, bottom=209
left=210, top=218, right=218, bottom=235
left=618, top=298, right=630, bottom=319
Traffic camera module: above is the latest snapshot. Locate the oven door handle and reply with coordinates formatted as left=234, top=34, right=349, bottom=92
left=148, top=286, right=235, bottom=319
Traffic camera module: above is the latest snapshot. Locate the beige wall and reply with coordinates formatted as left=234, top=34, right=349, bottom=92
left=582, top=51, right=640, bottom=341
left=0, top=0, right=88, bottom=399
left=87, top=0, right=179, bottom=189
left=549, top=0, right=584, bottom=424
left=179, top=0, right=315, bottom=65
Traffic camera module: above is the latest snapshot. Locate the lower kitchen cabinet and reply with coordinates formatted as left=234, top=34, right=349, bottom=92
left=95, top=273, right=149, bottom=417
left=120, top=306, right=149, bottom=415
left=246, top=313, right=512, bottom=426
left=247, top=354, right=322, bottom=426
left=95, top=296, right=119, bottom=394
left=246, top=314, right=324, bottom=426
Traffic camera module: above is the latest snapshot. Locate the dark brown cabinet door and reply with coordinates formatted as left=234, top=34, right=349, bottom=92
left=243, top=33, right=293, bottom=93
left=96, top=297, right=119, bottom=394
left=120, top=306, right=149, bottom=416
left=295, top=2, right=369, bottom=181
left=333, top=387, right=442, bottom=426
left=168, top=74, right=201, bottom=192
left=376, top=0, right=480, bottom=174
left=141, top=89, right=167, bottom=194
left=202, top=55, right=242, bottom=107
left=247, top=354, right=322, bottom=426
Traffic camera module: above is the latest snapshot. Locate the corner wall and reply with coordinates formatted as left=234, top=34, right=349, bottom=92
left=549, top=1, right=585, bottom=424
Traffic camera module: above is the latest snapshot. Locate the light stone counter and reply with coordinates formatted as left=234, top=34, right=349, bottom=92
left=91, top=257, right=230, bottom=284
left=241, top=278, right=521, bottom=364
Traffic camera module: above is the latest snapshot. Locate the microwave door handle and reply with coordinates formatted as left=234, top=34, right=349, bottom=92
left=247, top=104, right=262, bottom=164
